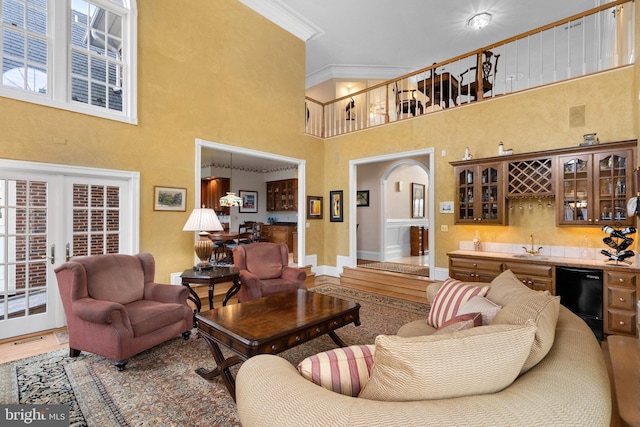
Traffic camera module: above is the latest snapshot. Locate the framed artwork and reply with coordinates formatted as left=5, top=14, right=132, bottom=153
left=412, top=183, right=425, bottom=218
left=239, top=190, right=258, bottom=213
left=356, top=190, right=369, bottom=207
left=330, top=190, right=343, bottom=222
left=439, top=201, right=454, bottom=213
left=154, top=186, right=186, bottom=211
left=307, top=196, right=323, bottom=219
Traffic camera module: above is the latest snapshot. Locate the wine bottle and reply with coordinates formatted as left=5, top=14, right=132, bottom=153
left=602, top=237, right=619, bottom=250
left=602, top=226, right=626, bottom=239
left=617, top=237, right=634, bottom=251
left=620, top=226, right=637, bottom=236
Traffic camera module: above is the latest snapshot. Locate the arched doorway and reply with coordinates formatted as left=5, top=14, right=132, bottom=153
left=349, top=149, right=434, bottom=278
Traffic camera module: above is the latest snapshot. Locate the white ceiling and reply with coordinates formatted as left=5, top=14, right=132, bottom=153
left=211, top=0, right=599, bottom=170
left=241, top=0, right=599, bottom=90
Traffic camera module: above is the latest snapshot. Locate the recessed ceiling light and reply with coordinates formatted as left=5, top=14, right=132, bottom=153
left=467, top=12, right=492, bottom=30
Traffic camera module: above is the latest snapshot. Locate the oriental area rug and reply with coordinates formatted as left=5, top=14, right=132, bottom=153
left=0, top=285, right=429, bottom=427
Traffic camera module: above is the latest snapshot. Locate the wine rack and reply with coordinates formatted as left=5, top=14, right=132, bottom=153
left=507, top=158, right=553, bottom=198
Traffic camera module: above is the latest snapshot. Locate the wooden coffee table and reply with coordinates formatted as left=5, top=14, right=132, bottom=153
left=195, top=289, right=361, bottom=400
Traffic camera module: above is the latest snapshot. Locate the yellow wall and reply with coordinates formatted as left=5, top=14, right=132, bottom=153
left=0, top=0, right=322, bottom=280
left=324, top=68, right=637, bottom=269
left=0, top=1, right=637, bottom=277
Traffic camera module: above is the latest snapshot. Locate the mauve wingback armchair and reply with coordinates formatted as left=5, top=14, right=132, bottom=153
left=233, top=242, right=307, bottom=302
left=54, top=253, right=193, bottom=370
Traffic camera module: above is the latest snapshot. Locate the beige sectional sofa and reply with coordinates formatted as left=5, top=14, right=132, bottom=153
left=236, top=271, right=611, bottom=427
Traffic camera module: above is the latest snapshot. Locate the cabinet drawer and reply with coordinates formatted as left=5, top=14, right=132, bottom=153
left=607, top=271, right=637, bottom=289
left=449, top=257, right=503, bottom=273
left=503, top=262, right=553, bottom=278
left=516, top=276, right=553, bottom=293
left=607, top=309, right=637, bottom=336
left=608, top=286, right=636, bottom=311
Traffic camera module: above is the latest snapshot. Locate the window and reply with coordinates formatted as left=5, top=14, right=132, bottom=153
left=0, top=0, right=137, bottom=124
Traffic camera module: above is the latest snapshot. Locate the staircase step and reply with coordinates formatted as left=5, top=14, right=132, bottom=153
left=340, top=267, right=435, bottom=302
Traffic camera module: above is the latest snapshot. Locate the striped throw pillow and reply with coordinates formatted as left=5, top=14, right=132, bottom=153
left=427, top=279, right=489, bottom=328
left=297, top=345, right=375, bottom=396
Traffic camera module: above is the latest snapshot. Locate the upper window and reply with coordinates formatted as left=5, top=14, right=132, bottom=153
left=0, top=0, right=137, bottom=124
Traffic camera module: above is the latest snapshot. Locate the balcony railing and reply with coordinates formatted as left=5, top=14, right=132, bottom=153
left=305, top=0, right=634, bottom=139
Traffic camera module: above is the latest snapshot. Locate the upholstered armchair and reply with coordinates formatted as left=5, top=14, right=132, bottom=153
left=233, top=242, right=307, bottom=302
left=54, top=253, right=193, bottom=370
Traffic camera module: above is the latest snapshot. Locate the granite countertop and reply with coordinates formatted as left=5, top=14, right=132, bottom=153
left=448, top=249, right=640, bottom=271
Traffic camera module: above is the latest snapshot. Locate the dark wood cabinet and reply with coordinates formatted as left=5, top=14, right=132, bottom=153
left=605, top=270, right=637, bottom=336
left=452, top=162, right=505, bottom=225
left=448, top=251, right=639, bottom=338
left=266, top=179, right=298, bottom=211
left=201, top=178, right=230, bottom=214
left=262, top=225, right=295, bottom=252
left=450, top=140, right=636, bottom=227
left=557, top=146, right=635, bottom=226
left=410, top=226, right=428, bottom=256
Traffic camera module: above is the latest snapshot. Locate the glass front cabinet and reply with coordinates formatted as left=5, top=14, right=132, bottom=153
left=454, top=162, right=505, bottom=225
left=557, top=148, right=634, bottom=226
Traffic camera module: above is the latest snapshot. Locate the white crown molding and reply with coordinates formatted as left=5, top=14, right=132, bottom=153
left=238, top=0, right=324, bottom=41
left=305, top=64, right=417, bottom=89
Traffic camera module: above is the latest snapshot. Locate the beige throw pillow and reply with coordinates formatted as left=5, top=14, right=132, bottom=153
left=358, top=323, right=537, bottom=402
left=491, top=293, right=560, bottom=373
left=457, top=295, right=501, bottom=325
left=487, top=269, right=537, bottom=306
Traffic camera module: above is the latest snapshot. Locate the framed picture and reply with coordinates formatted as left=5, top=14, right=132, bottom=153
left=239, top=190, right=258, bottom=213
left=356, top=190, right=369, bottom=207
left=412, top=183, right=425, bottom=218
left=439, top=201, right=454, bottom=213
left=307, top=196, right=323, bottom=219
left=154, top=186, right=186, bottom=211
left=330, top=190, right=343, bottom=222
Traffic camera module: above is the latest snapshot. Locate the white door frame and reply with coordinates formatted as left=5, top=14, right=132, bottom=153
left=195, top=139, right=307, bottom=266
left=349, top=148, right=435, bottom=278
left=0, top=159, right=140, bottom=338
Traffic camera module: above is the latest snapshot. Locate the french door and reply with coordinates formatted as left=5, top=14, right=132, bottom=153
left=0, top=160, right=139, bottom=340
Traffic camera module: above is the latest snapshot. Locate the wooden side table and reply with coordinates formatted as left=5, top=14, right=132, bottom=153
left=180, top=267, right=241, bottom=315
left=608, top=335, right=640, bottom=426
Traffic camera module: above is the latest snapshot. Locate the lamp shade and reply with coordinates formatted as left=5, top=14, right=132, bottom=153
left=183, top=208, right=223, bottom=232
left=219, top=192, right=243, bottom=207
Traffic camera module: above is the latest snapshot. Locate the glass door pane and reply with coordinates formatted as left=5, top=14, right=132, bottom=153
left=0, top=178, right=50, bottom=324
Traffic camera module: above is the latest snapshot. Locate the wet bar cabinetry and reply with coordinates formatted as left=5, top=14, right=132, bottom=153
left=557, top=145, right=635, bottom=226
left=605, top=270, right=637, bottom=336
left=452, top=162, right=505, bottom=225
left=450, top=140, right=636, bottom=227
left=448, top=251, right=638, bottom=337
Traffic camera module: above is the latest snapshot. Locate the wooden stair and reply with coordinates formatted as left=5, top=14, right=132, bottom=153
left=340, top=267, right=435, bottom=304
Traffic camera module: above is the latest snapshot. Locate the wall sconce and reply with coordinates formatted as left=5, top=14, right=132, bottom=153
left=396, top=181, right=403, bottom=192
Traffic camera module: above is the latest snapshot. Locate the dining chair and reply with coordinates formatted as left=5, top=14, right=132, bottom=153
left=394, top=82, right=423, bottom=117
left=459, top=50, right=501, bottom=101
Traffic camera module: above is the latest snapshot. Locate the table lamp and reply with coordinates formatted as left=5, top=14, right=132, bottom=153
left=183, top=207, right=223, bottom=270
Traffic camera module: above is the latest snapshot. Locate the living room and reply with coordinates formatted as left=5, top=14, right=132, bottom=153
left=0, top=0, right=638, bottom=425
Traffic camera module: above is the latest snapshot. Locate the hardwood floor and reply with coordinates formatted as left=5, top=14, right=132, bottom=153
left=0, top=327, right=69, bottom=364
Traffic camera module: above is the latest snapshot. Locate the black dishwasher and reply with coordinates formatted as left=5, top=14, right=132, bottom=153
left=555, top=266, right=603, bottom=340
